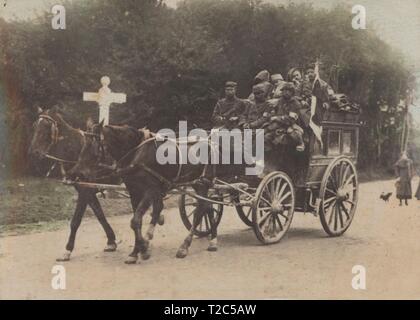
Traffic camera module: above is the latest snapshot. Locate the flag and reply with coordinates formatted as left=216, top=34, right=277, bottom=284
left=309, top=61, right=324, bottom=148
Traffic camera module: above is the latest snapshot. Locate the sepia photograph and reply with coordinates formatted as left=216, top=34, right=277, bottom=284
left=0, top=0, right=419, bottom=303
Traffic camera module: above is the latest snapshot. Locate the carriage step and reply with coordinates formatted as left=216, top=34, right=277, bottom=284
left=213, top=182, right=249, bottom=192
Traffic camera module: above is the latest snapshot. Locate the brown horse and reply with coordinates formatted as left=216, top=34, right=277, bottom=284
left=29, top=107, right=119, bottom=261
left=72, top=121, right=249, bottom=264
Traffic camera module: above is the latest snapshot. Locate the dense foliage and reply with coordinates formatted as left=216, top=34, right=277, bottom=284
left=0, top=0, right=413, bottom=176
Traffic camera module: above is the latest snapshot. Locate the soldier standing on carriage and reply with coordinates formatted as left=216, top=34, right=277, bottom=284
left=212, top=81, right=248, bottom=129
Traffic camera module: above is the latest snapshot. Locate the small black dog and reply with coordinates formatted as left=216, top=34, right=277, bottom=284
left=380, top=192, right=392, bottom=202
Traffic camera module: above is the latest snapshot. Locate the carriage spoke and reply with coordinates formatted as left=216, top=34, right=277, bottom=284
left=328, top=202, right=336, bottom=225
left=325, top=187, right=337, bottom=195
left=258, top=207, right=271, bottom=219
left=269, top=181, right=276, bottom=201
left=261, top=197, right=272, bottom=207
left=343, top=174, right=355, bottom=188
left=333, top=205, right=338, bottom=230
left=337, top=204, right=344, bottom=228
left=274, top=214, right=284, bottom=232
left=344, top=199, right=355, bottom=206
left=278, top=211, right=289, bottom=221
left=324, top=199, right=336, bottom=212
left=276, top=182, right=287, bottom=201
left=275, top=180, right=283, bottom=197
left=324, top=196, right=336, bottom=205
left=340, top=203, right=350, bottom=220
left=278, top=190, right=291, bottom=204
left=340, top=163, right=350, bottom=187
left=258, top=211, right=272, bottom=228
left=187, top=208, right=197, bottom=219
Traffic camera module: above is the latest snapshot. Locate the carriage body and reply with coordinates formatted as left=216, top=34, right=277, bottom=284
left=294, top=110, right=360, bottom=213
left=179, top=108, right=361, bottom=244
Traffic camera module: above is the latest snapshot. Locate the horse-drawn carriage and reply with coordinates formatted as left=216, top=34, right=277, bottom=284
left=179, top=108, right=360, bottom=244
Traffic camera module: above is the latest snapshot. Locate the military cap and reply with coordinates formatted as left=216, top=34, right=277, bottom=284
left=252, top=83, right=266, bottom=93
left=305, top=63, right=316, bottom=71
left=225, top=81, right=238, bottom=88
left=271, top=74, right=284, bottom=82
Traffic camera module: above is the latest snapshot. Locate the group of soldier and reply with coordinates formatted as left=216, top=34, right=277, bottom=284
left=211, top=65, right=333, bottom=153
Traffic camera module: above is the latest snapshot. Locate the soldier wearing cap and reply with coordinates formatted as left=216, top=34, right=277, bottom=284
left=268, top=82, right=305, bottom=152
left=270, top=73, right=286, bottom=98
left=243, top=83, right=272, bottom=129
left=248, top=70, right=274, bottom=102
left=212, top=81, right=248, bottom=129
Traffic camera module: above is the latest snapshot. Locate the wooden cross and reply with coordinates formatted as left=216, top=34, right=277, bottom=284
left=83, top=76, right=126, bottom=125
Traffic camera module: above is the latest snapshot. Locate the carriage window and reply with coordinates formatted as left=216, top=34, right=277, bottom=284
left=342, top=131, right=354, bottom=154
left=328, top=130, right=340, bottom=156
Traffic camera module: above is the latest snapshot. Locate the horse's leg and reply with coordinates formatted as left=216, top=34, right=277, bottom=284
left=86, top=190, right=117, bottom=252
left=146, top=196, right=164, bottom=240
left=125, top=194, right=141, bottom=264
left=176, top=184, right=209, bottom=258
left=207, top=205, right=218, bottom=252
left=56, top=189, right=88, bottom=262
left=125, top=191, right=154, bottom=264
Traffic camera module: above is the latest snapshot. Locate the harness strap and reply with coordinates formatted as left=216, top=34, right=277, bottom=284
left=136, top=163, right=173, bottom=190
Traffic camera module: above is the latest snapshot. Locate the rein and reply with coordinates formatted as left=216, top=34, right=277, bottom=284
left=36, top=114, right=82, bottom=177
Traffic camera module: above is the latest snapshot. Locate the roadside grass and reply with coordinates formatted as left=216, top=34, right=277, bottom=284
left=0, top=176, right=179, bottom=236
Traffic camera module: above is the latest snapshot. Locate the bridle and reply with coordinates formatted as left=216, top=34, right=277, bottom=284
left=38, top=115, right=60, bottom=153
left=35, top=114, right=77, bottom=167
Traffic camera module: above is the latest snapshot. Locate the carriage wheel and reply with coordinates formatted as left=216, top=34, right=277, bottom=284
left=319, top=156, right=358, bottom=237
left=252, top=172, right=295, bottom=244
left=234, top=192, right=253, bottom=227
left=179, top=193, right=223, bottom=238
left=235, top=205, right=253, bottom=227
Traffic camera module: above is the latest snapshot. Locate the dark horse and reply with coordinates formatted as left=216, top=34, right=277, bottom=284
left=29, top=107, right=120, bottom=261
left=72, top=122, right=250, bottom=264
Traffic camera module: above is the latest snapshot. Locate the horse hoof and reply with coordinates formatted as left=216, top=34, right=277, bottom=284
left=158, top=215, right=165, bottom=226
left=56, top=251, right=71, bottom=262
left=104, top=243, right=117, bottom=252
left=124, top=256, right=138, bottom=264
left=207, top=245, right=218, bottom=252
left=176, top=248, right=188, bottom=259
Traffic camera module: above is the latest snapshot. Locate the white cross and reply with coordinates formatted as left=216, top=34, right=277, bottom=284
left=83, top=76, right=126, bottom=125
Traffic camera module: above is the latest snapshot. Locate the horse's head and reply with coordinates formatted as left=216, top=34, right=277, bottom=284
left=29, top=107, right=60, bottom=160
left=69, top=120, right=151, bottom=181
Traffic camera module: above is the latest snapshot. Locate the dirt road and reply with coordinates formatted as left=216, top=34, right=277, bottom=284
left=1, top=178, right=420, bottom=299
